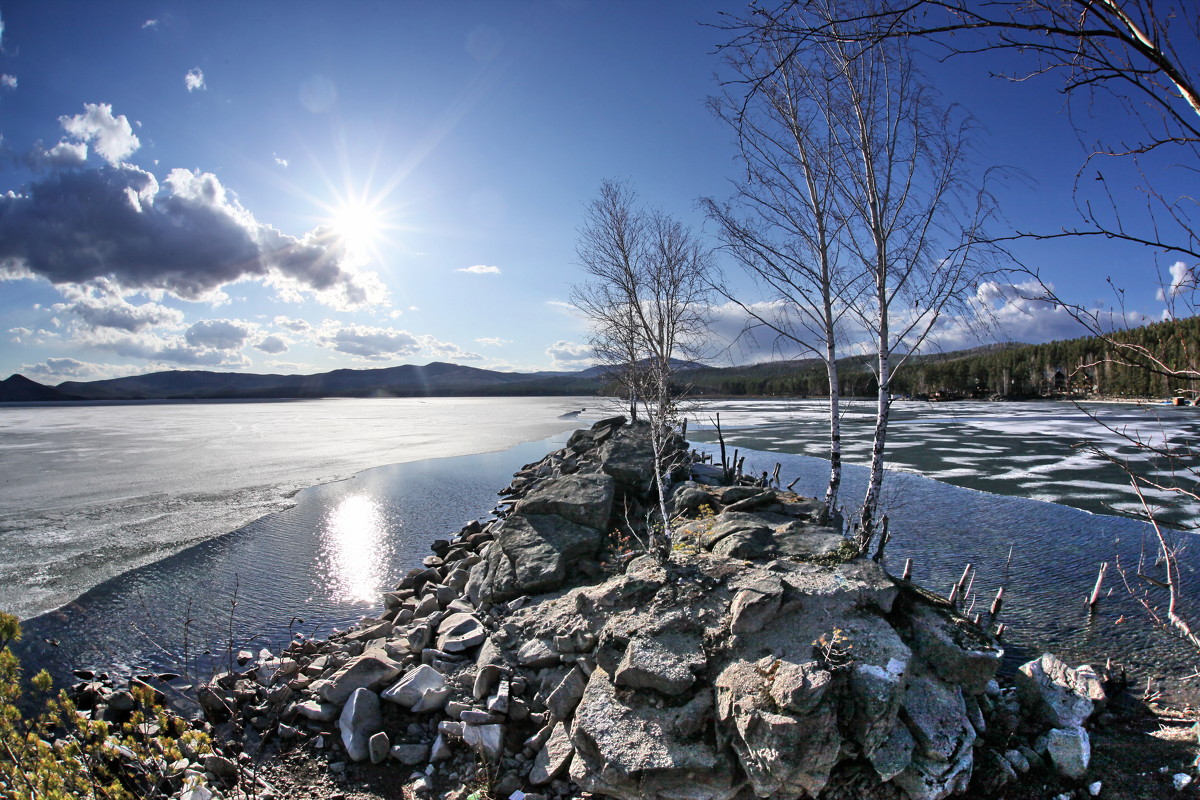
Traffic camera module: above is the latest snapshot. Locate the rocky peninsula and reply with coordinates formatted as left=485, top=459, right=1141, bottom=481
left=55, top=417, right=1178, bottom=800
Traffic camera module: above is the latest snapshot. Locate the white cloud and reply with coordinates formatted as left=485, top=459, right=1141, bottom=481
left=8, top=326, right=32, bottom=343
left=320, top=324, right=421, bottom=360
left=420, top=336, right=482, bottom=361
left=75, top=327, right=251, bottom=367
left=142, top=19, right=159, bottom=29
left=20, top=358, right=133, bottom=382
left=1157, top=261, right=1195, bottom=301
left=184, top=68, right=206, bottom=92
left=546, top=300, right=573, bottom=310
left=273, top=315, right=312, bottom=333
left=476, top=337, right=510, bottom=347
left=58, top=103, right=140, bottom=166
left=33, top=140, right=88, bottom=167
left=546, top=340, right=595, bottom=369
left=274, top=154, right=288, bottom=167
left=51, top=281, right=185, bottom=332
left=457, top=264, right=501, bottom=275
left=255, top=334, right=289, bottom=354
left=0, top=75, right=16, bottom=90
left=184, top=318, right=254, bottom=350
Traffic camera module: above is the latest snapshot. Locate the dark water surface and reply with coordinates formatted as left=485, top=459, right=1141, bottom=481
left=16, top=435, right=568, bottom=686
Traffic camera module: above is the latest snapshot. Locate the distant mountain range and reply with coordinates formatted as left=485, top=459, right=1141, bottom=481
left=0, top=343, right=1080, bottom=402
left=0, top=362, right=617, bottom=402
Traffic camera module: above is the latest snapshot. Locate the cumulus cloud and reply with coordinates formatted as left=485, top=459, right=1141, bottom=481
left=421, top=336, right=482, bottom=361
left=1156, top=261, right=1196, bottom=302
left=0, top=164, right=387, bottom=309
left=184, top=68, right=206, bottom=92
left=77, top=327, right=251, bottom=367
left=476, top=337, right=510, bottom=347
left=142, top=19, right=159, bottom=29
left=8, top=326, right=32, bottom=343
left=274, top=154, right=288, bottom=168
left=184, top=318, right=253, bottom=350
left=0, top=75, right=15, bottom=90
left=321, top=324, right=421, bottom=359
left=546, top=300, right=573, bottom=311
left=273, top=315, right=312, bottom=333
left=457, top=264, right=500, bottom=275
left=51, top=282, right=184, bottom=332
left=546, top=340, right=595, bottom=369
left=32, top=140, right=88, bottom=168
left=58, top=103, right=140, bottom=166
left=255, top=334, right=289, bottom=354
left=20, top=357, right=118, bottom=381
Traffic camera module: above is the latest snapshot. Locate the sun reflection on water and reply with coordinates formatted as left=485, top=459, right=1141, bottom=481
left=318, top=494, right=392, bottom=603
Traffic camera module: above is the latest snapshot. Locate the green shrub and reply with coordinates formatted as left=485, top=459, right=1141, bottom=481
left=0, top=611, right=214, bottom=800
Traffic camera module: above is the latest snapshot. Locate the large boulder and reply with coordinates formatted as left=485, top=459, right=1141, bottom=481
left=316, top=654, right=403, bottom=706
left=570, top=667, right=740, bottom=800
left=470, top=512, right=605, bottom=603
left=515, top=473, right=616, bottom=532
left=1015, top=653, right=1095, bottom=729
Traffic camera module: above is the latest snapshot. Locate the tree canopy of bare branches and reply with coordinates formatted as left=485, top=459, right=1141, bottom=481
left=714, top=0, right=995, bottom=547
left=571, top=179, right=712, bottom=556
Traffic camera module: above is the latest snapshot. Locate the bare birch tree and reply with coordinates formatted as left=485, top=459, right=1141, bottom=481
left=716, top=1, right=994, bottom=549
left=739, top=0, right=1200, bottom=643
left=704, top=20, right=862, bottom=526
left=571, top=180, right=713, bottom=558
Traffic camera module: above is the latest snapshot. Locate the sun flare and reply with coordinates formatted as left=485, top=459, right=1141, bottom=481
left=330, top=199, right=384, bottom=255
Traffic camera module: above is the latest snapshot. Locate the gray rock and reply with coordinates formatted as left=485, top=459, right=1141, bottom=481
left=369, top=731, right=390, bottom=764
left=1045, top=725, right=1090, bottom=779
left=670, top=482, right=715, bottom=517
left=1004, top=748, right=1030, bottom=774
left=203, top=753, right=238, bottom=779
left=908, top=603, right=1003, bottom=694
left=478, top=513, right=605, bottom=603
left=390, top=742, right=430, bottom=766
left=430, top=734, right=453, bottom=762
left=338, top=688, right=382, bottom=762
left=382, top=664, right=446, bottom=709
left=518, top=638, right=560, bottom=669
left=515, top=473, right=616, bottom=531
left=529, top=721, right=574, bottom=785
left=436, top=612, right=486, bottom=653
left=295, top=699, right=338, bottom=722
left=571, top=667, right=740, bottom=800
left=410, top=685, right=451, bottom=713
left=613, top=634, right=701, bottom=696
left=1016, top=653, right=1095, bottom=729
left=717, top=657, right=839, bottom=798
left=901, top=669, right=975, bottom=763
left=474, top=663, right=504, bottom=700
left=729, top=579, right=783, bottom=635
left=317, top=654, right=403, bottom=706
left=463, top=723, right=505, bottom=761
left=546, top=666, right=588, bottom=720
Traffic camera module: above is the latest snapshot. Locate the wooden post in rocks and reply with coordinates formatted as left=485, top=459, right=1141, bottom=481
left=902, top=558, right=912, bottom=581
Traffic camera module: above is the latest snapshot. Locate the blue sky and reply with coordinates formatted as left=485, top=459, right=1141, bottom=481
left=0, top=2, right=1191, bottom=383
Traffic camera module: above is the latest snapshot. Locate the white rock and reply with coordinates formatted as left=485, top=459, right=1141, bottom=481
left=339, top=688, right=383, bottom=762
left=1088, top=781, right=1102, bottom=796
left=1045, top=725, right=1090, bottom=780
left=1174, top=773, right=1193, bottom=790
left=382, top=664, right=446, bottom=708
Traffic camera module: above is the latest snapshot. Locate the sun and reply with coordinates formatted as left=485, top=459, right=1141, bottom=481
left=330, top=198, right=385, bottom=257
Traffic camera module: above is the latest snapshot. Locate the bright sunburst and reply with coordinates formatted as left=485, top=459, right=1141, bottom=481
left=329, top=197, right=386, bottom=261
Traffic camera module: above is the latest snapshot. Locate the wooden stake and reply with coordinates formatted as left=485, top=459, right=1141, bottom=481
left=995, top=623, right=1005, bottom=638
left=772, top=462, right=782, bottom=486
left=1088, top=562, right=1109, bottom=610
left=989, top=587, right=1004, bottom=619
left=902, top=557, right=912, bottom=581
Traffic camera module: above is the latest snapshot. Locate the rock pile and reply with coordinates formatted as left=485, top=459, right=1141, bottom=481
left=187, top=416, right=1112, bottom=800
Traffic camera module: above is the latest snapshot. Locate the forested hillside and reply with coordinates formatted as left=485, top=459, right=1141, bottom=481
left=683, top=316, right=1200, bottom=399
